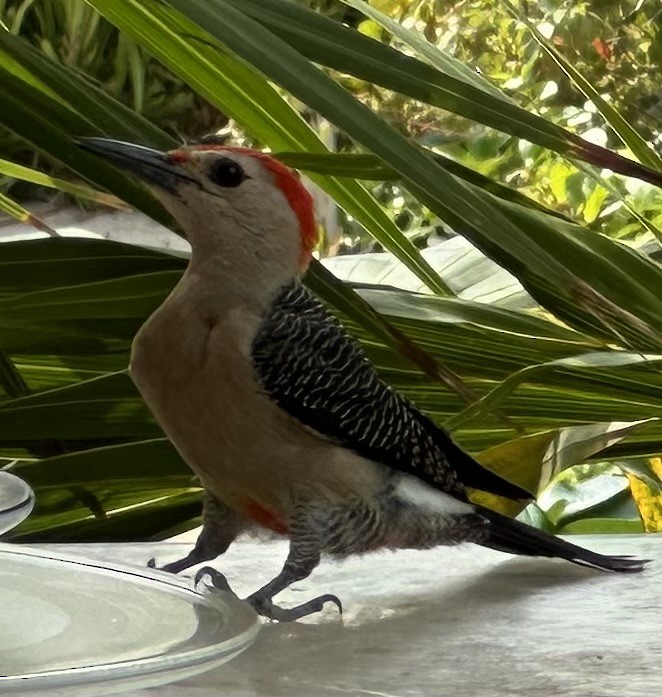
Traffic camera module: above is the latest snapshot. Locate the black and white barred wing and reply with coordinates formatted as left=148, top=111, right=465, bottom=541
left=251, top=283, right=529, bottom=501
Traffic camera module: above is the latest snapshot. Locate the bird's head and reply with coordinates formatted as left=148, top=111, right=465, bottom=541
left=79, top=138, right=317, bottom=293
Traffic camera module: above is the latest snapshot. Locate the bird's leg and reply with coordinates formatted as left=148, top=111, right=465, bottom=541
left=245, top=539, right=342, bottom=622
left=194, top=539, right=340, bottom=622
left=149, top=493, right=244, bottom=574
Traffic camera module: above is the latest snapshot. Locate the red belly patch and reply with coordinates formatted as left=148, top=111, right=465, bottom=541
left=243, top=499, right=289, bottom=534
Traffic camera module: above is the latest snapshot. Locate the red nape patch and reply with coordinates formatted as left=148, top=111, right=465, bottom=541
left=188, top=145, right=318, bottom=267
left=169, top=150, right=190, bottom=164
left=243, top=499, right=289, bottom=535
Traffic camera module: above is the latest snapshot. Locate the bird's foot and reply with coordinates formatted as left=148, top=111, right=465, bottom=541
left=193, top=565, right=238, bottom=595
left=190, top=566, right=342, bottom=622
left=246, top=590, right=343, bottom=622
left=148, top=550, right=214, bottom=575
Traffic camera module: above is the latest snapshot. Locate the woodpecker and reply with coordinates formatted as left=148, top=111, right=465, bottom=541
left=80, top=138, right=646, bottom=621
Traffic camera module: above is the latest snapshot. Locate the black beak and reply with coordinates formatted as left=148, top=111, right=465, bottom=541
left=77, top=138, right=191, bottom=191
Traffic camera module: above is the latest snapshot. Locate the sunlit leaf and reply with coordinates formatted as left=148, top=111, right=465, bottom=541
left=0, top=191, right=58, bottom=236
left=0, top=157, right=126, bottom=209
left=626, top=473, right=662, bottom=532
left=472, top=420, right=655, bottom=515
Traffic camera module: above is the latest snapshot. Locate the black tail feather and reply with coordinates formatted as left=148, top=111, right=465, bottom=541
left=480, top=507, right=648, bottom=573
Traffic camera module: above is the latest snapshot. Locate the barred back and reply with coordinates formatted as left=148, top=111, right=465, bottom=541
left=251, top=282, right=529, bottom=501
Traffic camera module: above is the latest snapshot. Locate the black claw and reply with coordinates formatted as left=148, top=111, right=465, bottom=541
left=246, top=592, right=344, bottom=622
left=146, top=555, right=189, bottom=574
left=319, top=593, right=343, bottom=616
left=161, top=558, right=192, bottom=574
left=194, top=565, right=233, bottom=593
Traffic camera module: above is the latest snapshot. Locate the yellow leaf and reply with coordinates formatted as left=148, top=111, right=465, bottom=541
left=370, top=0, right=404, bottom=17
left=650, top=457, right=662, bottom=480
left=626, top=473, right=662, bottom=532
left=357, top=19, right=382, bottom=40
left=468, top=489, right=522, bottom=517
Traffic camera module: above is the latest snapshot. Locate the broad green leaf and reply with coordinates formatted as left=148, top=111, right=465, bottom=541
left=0, top=238, right=186, bottom=296
left=324, top=234, right=537, bottom=310
left=538, top=462, right=632, bottom=526
left=11, top=438, right=186, bottom=488
left=0, top=239, right=659, bottom=457
left=353, top=285, right=580, bottom=342
left=10, top=485, right=201, bottom=542
left=0, top=271, right=181, bottom=321
left=516, top=503, right=555, bottom=533
left=446, top=353, right=662, bottom=430
left=0, top=371, right=156, bottom=440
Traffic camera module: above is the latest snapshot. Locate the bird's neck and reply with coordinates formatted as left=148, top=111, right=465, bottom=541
left=180, top=244, right=296, bottom=315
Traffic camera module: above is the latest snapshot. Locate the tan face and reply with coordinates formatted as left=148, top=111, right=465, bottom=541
left=78, top=139, right=316, bottom=300
left=154, top=149, right=306, bottom=274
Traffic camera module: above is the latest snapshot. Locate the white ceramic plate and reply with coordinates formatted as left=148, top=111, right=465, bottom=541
left=0, top=544, right=259, bottom=696
left=0, top=472, right=35, bottom=535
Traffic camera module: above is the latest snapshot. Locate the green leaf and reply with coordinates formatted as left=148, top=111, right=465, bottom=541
left=0, top=238, right=186, bottom=297
left=0, top=371, right=157, bottom=440
left=1, top=238, right=660, bottom=461
left=446, top=353, right=662, bottom=430
left=276, top=151, right=573, bottom=221
left=0, top=30, right=174, bottom=150
left=339, top=0, right=509, bottom=100
left=558, top=517, right=644, bottom=534
left=538, top=462, right=633, bottom=527
left=0, top=348, right=29, bottom=398
left=10, top=484, right=201, bottom=542
left=83, top=0, right=451, bottom=296
left=0, top=271, right=181, bottom=321
left=150, top=0, right=662, bottom=352
left=228, top=0, right=662, bottom=186
left=0, top=191, right=59, bottom=236
left=473, top=419, right=655, bottom=513
left=516, top=503, right=555, bottom=533
left=12, top=438, right=186, bottom=487
left=0, top=67, right=170, bottom=224
left=0, top=157, right=127, bottom=208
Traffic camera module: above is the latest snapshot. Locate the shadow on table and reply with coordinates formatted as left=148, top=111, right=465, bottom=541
left=182, top=558, right=601, bottom=697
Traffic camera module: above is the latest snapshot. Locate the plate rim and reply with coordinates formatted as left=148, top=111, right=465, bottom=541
left=0, top=472, right=35, bottom=534
left=0, top=542, right=259, bottom=691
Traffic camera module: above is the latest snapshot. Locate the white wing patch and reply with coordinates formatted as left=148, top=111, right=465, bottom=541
left=395, top=475, right=473, bottom=516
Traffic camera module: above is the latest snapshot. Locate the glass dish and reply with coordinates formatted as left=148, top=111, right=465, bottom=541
left=0, top=472, right=35, bottom=535
left=0, top=544, right=259, bottom=695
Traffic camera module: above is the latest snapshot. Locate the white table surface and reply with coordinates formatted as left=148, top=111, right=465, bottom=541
left=35, top=534, right=661, bottom=697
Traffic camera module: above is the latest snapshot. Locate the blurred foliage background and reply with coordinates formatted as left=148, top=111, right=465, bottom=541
left=0, top=0, right=661, bottom=541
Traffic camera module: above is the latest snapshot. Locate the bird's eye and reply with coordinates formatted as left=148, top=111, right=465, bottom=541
left=209, top=158, right=248, bottom=188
